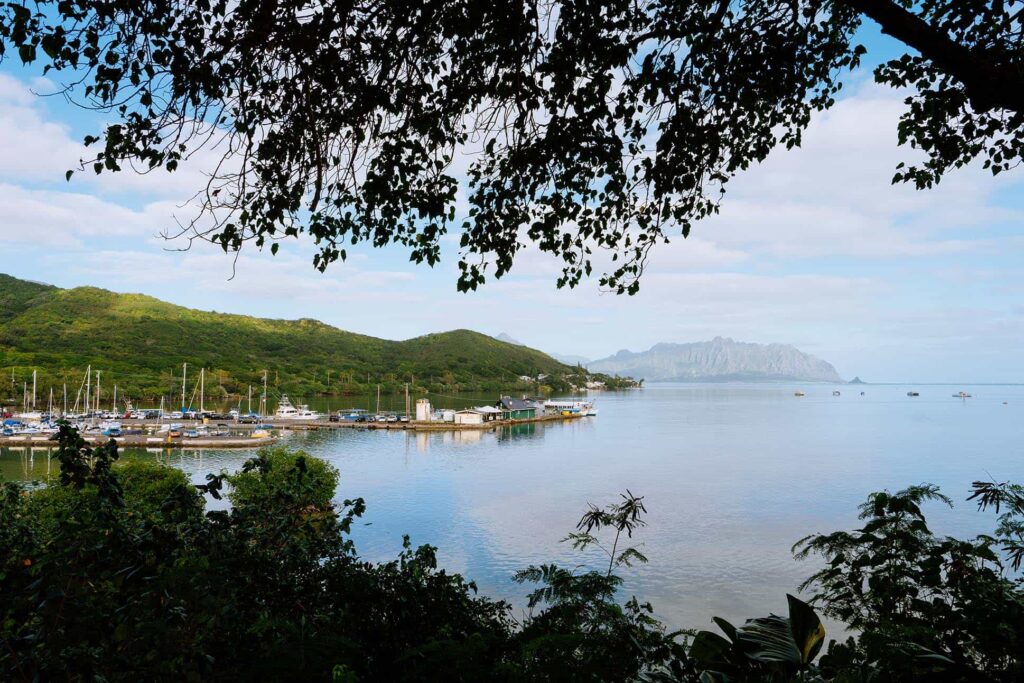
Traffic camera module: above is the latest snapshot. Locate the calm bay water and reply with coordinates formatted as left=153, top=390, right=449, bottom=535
left=3, top=382, right=1021, bottom=632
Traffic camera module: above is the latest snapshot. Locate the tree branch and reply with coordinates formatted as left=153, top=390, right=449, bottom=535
left=839, top=0, right=1024, bottom=113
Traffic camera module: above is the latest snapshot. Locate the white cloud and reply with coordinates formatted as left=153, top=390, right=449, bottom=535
left=699, top=82, right=1024, bottom=260
left=0, top=183, right=153, bottom=247
left=0, top=73, right=231, bottom=204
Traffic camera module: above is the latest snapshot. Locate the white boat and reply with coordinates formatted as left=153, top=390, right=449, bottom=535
left=544, top=399, right=594, bottom=415
left=274, top=395, right=322, bottom=420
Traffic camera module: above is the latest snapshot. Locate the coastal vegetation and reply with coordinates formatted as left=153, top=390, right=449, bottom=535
left=1, top=427, right=1020, bottom=681
left=0, top=274, right=618, bottom=403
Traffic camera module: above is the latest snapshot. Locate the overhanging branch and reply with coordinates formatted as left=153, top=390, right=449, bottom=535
left=838, top=0, right=1024, bottom=113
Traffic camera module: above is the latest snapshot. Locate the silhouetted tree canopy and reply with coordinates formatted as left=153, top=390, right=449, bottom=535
left=1, top=0, right=1020, bottom=292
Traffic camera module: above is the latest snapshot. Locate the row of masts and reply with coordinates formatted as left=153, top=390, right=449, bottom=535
left=12, top=364, right=270, bottom=416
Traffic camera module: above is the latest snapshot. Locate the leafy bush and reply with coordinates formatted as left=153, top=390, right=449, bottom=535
left=1, top=425, right=1021, bottom=681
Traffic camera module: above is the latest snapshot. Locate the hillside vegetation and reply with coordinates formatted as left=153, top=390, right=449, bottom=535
left=0, top=274, right=573, bottom=403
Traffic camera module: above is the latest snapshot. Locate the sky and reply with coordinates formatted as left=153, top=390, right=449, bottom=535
left=0, top=26, right=1022, bottom=383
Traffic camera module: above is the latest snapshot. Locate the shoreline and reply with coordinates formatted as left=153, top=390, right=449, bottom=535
left=0, top=413, right=591, bottom=449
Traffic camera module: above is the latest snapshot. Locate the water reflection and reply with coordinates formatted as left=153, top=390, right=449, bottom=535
left=2, top=383, right=1020, bottom=634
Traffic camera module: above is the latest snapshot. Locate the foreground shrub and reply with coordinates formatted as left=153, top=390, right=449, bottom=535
left=1, top=425, right=1021, bottom=681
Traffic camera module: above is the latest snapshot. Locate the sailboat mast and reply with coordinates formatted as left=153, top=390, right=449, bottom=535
left=32, top=369, right=36, bottom=409
left=85, top=365, right=91, bottom=415
left=63, top=383, right=67, bottom=415
left=376, top=384, right=381, bottom=414
left=200, top=368, right=205, bottom=413
left=112, top=384, right=117, bottom=413
left=261, top=370, right=268, bottom=418
left=95, top=371, right=101, bottom=413
left=181, top=363, right=187, bottom=410
left=248, top=385, right=252, bottom=414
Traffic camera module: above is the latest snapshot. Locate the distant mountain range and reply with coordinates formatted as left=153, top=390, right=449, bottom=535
left=587, top=337, right=842, bottom=383
left=494, top=334, right=590, bottom=366
left=495, top=333, right=523, bottom=346
left=550, top=353, right=591, bottom=366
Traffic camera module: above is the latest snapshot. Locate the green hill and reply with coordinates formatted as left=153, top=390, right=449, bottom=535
left=0, top=274, right=575, bottom=404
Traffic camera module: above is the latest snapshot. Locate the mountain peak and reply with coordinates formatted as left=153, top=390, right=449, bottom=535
left=495, top=332, right=523, bottom=346
left=588, top=338, right=841, bottom=383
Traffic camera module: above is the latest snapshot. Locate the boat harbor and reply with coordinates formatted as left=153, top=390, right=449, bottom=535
left=0, top=395, right=598, bottom=449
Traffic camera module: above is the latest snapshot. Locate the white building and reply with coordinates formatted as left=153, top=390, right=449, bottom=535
left=415, top=398, right=432, bottom=421
left=454, top=410, right=484, bottom=425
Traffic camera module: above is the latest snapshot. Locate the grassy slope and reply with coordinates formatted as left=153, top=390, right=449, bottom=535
left=0, top=274, right=58, bottom=323
left=0, top=275, right=571, bottom=400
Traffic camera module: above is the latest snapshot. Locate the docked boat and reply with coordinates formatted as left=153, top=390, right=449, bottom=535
left=274, top=395, right=323, bottom=420
left=544, top=399, right=594, bottom=415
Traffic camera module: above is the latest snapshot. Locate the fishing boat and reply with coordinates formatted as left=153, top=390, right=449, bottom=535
left=274, top=395, right=322, bottom=420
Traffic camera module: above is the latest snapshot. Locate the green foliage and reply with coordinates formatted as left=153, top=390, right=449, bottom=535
left=795, top=484, right=1024, bottom=682
left=677, top=593, right=825, bottom=682
left=1, top=3, right=1019, bottom=292
left=0, top=275, right=578, bottom=401
left=1, top=427, right=1021, bottom=681
left=226, top=446, right=339, bottom=509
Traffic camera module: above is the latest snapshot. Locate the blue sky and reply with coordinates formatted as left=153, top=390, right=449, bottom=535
left=0, top=25, right=1022, bottom=382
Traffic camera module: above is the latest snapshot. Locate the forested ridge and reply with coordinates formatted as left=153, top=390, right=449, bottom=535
left=0, top=274, right=574, bottom=402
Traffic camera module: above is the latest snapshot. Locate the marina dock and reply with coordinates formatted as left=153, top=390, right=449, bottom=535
left=0, top=412, right=592, bottom=449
